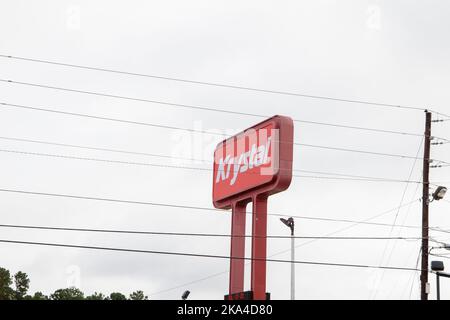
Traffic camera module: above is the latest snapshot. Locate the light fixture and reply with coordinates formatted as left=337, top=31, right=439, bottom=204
left=181, top=290, right=190, bottom=300
left=280, top=217, right=294, bottom=229
left=431, top=261, right=445, bottom=272
left=432, top=186, right=447, bottom=201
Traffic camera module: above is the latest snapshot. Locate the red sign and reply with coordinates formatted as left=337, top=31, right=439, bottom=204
left=213, top=115, right=294, bottom=209
left=213, top=115, right=294, bottom=301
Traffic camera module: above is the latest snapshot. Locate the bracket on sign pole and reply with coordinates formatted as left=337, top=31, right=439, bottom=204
left=212, top=115, right=294, bottom=300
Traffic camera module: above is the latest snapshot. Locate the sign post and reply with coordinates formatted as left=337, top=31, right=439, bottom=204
left=212, top=115, right=294, bottom=300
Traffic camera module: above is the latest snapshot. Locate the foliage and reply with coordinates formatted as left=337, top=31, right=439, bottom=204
left=86, top=292, right=106, bottom=300
left=0, top=266, right=149, bottom=300
left=108, top=292, right=127, bottom=300
left=50, top=287, right=85, bottom=300
left=129, top=290, right=148, bottom=300
left=31, top=291, right=49, bottom=300
left=14, top=271, right=30, bottom=300
left=0, top=267, right=14, bottom=300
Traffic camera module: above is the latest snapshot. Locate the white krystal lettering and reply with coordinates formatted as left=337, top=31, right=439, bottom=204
left=215, top=137, right=272, bottom=186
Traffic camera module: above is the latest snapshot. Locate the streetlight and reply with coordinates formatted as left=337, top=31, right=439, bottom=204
left=181, top=290, right=190, bottom=300
left=432, top=186, right=447, bottom=201
left=280, top=217, right=295, bottom=300
left=430, top=261, right=450, bottom=300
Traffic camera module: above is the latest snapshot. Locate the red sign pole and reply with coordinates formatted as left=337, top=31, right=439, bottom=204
left=229, top=201, right=247, bottom=295
left=213, top=115, right=294, bottom=301
left=251, top=194, right=268, bottom=300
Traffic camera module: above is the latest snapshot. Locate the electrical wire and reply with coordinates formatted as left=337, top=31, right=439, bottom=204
left=391, top=243, right=420, bottom=299
left=0, top=78, right=433, bottom=143
left=147, top=199, right=425, bottom=297
left=0, top=54, right=428, bottom=113
left=0, top=135, right=205, bottom=163
left=0, top=238, right=421, bottom=272
left=408, top=248, right=422, bottom=300
left=293, top=142, right=428, bottom=160
left=0, top=186, right=424, bottom=297
left=429, top=253, right=450, bottom=260
left=0, top=102, right=432, bottom=162
left=3, top=101, right=448, bottom=164
left=0, top=188, right=428, bottom=231
left=0, top=223, right=430, bottom=241
left=371, top=138, right=423, bottom=299
left=0, top=147, right=434, bottom=184
left=1, top=54, right=448, bottom=297
left=0, top=101, right=424, bottom=138
left=0, top=102, right=224, bottom=137
left=2, top=101, right=442, bottom=162
left=0, top=134, right=430, bottom=182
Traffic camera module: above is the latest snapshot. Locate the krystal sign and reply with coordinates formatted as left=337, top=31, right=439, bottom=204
left=213, top=115, right=293, bottom=208
left=212, top=115, right=294, bottom=300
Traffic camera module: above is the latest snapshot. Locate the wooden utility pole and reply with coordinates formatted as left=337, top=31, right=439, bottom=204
left=420, top=110, right=432, bottom=300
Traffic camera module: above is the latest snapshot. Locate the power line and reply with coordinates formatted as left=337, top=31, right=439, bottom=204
left=432, top=111, right=450, bottom=120
left=0, top=78, right=270, bottom=119
left=0, top=188, right=421, bottom=230
left=429, top=253, right=450, bottom=260
left=147, top=199, right=426, bottom=297
left=0, top=102, right=423, bottom=137
left=3, top=101, right=446, bottom=163
left=0, top=223, right=429, bottom=241
left=0, top=147, right=430, bottom=184
left=0, top=101, right=222, bottom=137
left=0, top=79, right=435, bottom=148
left=294, top=142, right=428, bottom=160
left=0, top=101, right=423, bottom=138
left=0, top=135, right=427, bottom=182
left=0, top=238, right=421, bottom=272
left=0, top=186, right=425, bottom=297
left=294, top=169, right=420, bottom=182
left=149, top=199, right=446, bottom=298
left=0, top=103, right=436, bottom=161
left=0, top=135, right=439, bottom=183
left=147, top=196, right=447, bottom=298
left=0, top=135, right=204, bottom=162
left=429, top=227, right=450, bottom=235
left=0, top=188, right=436, bottom=232
left=0, top=56, right=444, bottom=298
left=0, top=148, right=208, bottom=172
left=432, top=137, right=450, bottom=145
left=2, top=115, right=444, bottom=164
left=408, top=248, right=422, bottom=300
left=0, top=54, right=427, bottom=113
left=371, top=137, right=423, bottom=299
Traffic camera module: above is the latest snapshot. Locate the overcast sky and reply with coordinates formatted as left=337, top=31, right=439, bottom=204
left=0, top=0, right=449, bottom=300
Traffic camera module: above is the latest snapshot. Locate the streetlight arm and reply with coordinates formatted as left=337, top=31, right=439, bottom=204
left=437, top=272, right=450, bottom=278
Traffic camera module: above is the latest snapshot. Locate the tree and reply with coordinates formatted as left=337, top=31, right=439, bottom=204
left=129, top=290, right=148, bottom=300
left=0, top=267, right=13, bottom=300
left=86, top=292, right=106, bottom=300
left=108, top=292, right=127, bottom=300
left=31, top=291, right=49, bottom=300
left=0, top=266, right=149, bottom=301
left=14, top=271, right=30, bottom=300
left=50, top=287, right=84, bottom=300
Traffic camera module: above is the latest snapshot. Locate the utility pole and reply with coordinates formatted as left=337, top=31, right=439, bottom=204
left=420, top=110, right=432, bottom=300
